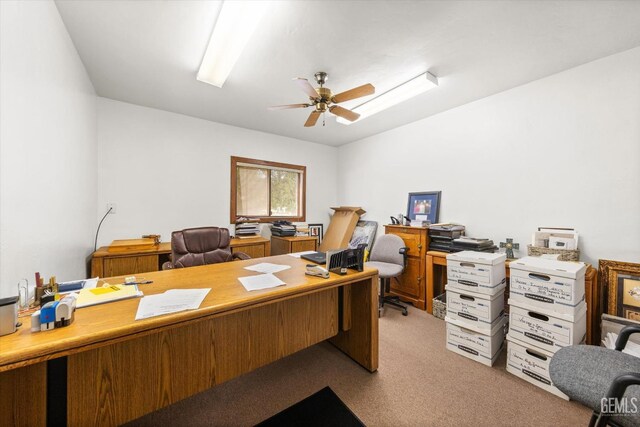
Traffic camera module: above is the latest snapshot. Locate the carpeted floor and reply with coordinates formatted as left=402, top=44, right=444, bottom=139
left=125, top=306, right=591, bottom=426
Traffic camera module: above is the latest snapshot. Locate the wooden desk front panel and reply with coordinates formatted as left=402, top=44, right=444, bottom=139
left=68, top=288, right=338, bottom=426
left=329, top=277, right=379, bottom=371
left=0, top=363, right=46, bottom=427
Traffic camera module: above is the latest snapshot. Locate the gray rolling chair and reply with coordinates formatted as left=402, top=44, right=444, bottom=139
left=550, top=325, right=640, bottom=427
left=365, top=234, right=409, bottom=316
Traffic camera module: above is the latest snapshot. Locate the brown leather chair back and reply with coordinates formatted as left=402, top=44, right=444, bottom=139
left=170, top=227, right=234, bottom=268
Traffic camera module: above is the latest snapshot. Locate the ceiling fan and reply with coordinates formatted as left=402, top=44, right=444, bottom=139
left=268, top=72, right=375, bottom=127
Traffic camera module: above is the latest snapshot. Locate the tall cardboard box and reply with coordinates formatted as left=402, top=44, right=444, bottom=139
left=319, top=206, right=366, bottom=252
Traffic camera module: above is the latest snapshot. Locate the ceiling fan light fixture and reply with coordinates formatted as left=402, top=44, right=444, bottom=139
left=197, top=1, right=270, bottom=88
left=268, top=72, right=374, bottom=127
left=336, top=71, right=438, bottom=125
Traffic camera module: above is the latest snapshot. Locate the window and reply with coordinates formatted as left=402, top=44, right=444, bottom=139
left=230, top=156, right=306, bottom=222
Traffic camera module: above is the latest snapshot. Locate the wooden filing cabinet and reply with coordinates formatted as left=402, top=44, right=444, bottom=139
left=91, top=237, right=271, bottom=277
left=384, top=225, right=429, bottom=310
left=231, top=237, right=271, bottom=258
left=271, top=235, right=318, bottom=255
left=101, top=254, right=158, bottom=278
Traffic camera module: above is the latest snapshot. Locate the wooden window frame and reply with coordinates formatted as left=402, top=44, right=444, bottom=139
left=230, top=156, right=306, bottom=223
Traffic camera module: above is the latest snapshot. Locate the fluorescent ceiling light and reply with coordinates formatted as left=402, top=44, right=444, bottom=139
left=337, top=72, right=438, bottom=125
left=197, top=1, right=270, bottom=88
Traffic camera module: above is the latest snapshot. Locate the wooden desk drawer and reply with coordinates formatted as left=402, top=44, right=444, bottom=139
left=233, top=245, right=265, bottom=259
left=103, top=255, right=157, bottom=277
left=291, top=240, right=317, bottom=253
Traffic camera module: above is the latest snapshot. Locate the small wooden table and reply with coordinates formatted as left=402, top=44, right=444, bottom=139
left=271, top=235, right=318, bottom=255
left=91, top=237, right=271, bottom=277
left=426, top=250, right=600, bottom=344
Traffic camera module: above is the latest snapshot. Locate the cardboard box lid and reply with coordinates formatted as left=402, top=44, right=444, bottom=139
left=319, top=206, right=365, bottom=252
left=509, top=256, right=586, bottom=279
left=447, top=250, right=507, bottom=265
left=330, top=206, right=366, bottom=215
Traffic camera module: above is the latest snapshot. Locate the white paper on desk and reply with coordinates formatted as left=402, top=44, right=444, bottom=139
left=164, top=288, right=210, bottom=307
left=287, top=251, right=316, bottom=259
left=243, top=263, right=291, bottom=274
left=135, top=288, right=211, bottom=320
left=83, top=277, right=99, bottom=290
left=238, top=274, right=285, bottom=291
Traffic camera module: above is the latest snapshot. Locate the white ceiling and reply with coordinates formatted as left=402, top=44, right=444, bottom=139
left=55, top=1, right=640, bottom=146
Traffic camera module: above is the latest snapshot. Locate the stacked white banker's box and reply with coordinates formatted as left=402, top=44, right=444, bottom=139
left=444, top=251, right=507, bottom=366
left=506, top=256, right=587, bottom=400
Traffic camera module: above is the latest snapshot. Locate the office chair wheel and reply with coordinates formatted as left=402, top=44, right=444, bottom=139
left=402, top=308, right=408, bottom=316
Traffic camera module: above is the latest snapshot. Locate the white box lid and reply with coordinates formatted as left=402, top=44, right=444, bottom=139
left=445, top=283, right=505, bottom=301
left=506, top=334, right=555, bottom=358
left=509, top=256, right=587, bottom=279
left=508, top=298, right=587, bottom=322
left=446, top=251, right=507, bottom=265
left=446, top=315, right=506, bottom=336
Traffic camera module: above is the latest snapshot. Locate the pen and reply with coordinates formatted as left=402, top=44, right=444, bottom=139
left=123, top=281, right=153, bottom=285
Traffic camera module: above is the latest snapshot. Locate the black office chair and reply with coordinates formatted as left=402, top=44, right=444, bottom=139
left=365, top=234, right=409, bottom=316
left=550, top=325, right=640, bottom=427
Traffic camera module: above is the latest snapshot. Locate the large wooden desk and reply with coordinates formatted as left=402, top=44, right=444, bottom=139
left=0, top=256, right=378, bottom=426
left=426, top=250, right=600, bottom=344
left=91, top=236, right=271, bottom=277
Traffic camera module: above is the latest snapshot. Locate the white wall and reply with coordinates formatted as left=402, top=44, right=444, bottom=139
left=0, top=1, right=97, bottom=297
left=1, top=2, right=636, bottom=303
left=338, top=47, right=640, bottom=266
left=96, top=98, right=338, bottom=247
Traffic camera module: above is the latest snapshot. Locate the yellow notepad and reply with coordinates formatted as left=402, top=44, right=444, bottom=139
left=76, top=284, right=143, bottom=308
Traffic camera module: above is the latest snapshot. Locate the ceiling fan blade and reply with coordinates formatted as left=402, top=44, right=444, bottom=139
left=268, top=103, right=309, bottom=110
left=304, top=111, right=321, bottom=127
left=294, top=78, right=319, bottom=99
left=329, top=105, right=360, bottom=122
left=332, top=83, right=375, bottom=103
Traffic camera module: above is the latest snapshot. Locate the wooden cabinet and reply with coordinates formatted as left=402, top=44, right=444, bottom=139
left=271, top=235, right=318, bottom=255
left=91, top=237, right=271, bottom=277
left=384, top=225, right=429, bottom=310
left=102, top=254, right=158, bottom=277
left=231, top=238, right=271, bottom=258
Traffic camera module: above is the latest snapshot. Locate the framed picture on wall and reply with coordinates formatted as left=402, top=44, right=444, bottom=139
left=601, top=260, right=640, bottom=320
left=308, top=223, right=324, bottom=244
left=406, top=191, right=441, bottom=224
